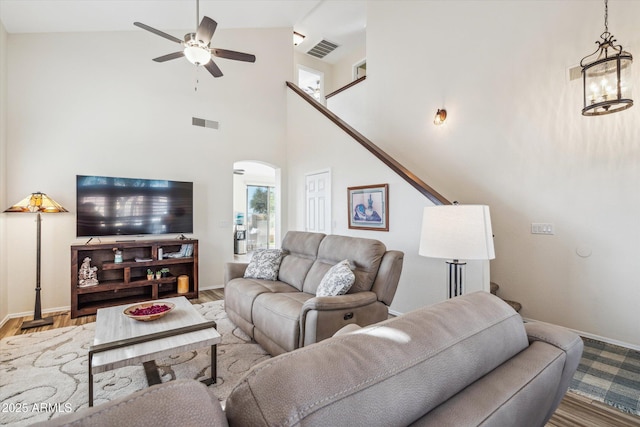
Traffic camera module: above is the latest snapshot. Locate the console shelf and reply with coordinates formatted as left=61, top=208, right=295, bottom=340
left=71, top=239, right=198, bottom=318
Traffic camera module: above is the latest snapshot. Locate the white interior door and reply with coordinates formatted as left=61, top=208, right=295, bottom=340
left=305, top=170, right=331, bottom=233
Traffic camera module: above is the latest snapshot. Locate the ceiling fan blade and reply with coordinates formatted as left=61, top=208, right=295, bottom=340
left=204, top=59, right=223, bottom=78
left=134, top=22, right=183, bottom=44
left=212, top=48, right=256, bottom=63
left=152, top=51, right=185, bottom=62
left=196, top=16, right=218, bottom=45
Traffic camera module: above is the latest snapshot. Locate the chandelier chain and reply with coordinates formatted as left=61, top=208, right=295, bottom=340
left=604, top=0, right=608, bottom=34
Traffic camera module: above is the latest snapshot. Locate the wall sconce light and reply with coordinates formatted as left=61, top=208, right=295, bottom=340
left=434, top=109, right=447, bottom=125
left=293, top=32, right=306, bottom=46
left=580, top=0, right=633, bottom=116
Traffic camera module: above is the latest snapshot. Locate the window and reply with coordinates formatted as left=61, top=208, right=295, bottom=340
left=246, top=185, right=276, bottom=250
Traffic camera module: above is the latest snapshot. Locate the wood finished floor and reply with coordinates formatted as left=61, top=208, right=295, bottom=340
left=1, top=288, right=638, bottom=427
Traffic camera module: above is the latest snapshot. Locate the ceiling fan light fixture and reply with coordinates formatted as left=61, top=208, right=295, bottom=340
left=184, top=45, right=211, bottom=65
left=134, top=0, right=255, bottom=78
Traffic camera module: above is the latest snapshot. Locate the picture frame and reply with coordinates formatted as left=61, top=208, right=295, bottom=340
left=347, top=184, right=389, bottom=231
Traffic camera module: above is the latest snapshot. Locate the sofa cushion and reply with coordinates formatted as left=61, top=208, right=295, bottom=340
left=244, top=249, right=285, bottom=281
left=35, top=379, right=228, bottom=427
left=277, top=231, right=326, bottom=291
left=226, top=292, right=529, bottom=426
left=225, top=279, right=299, bottom=324
left=252, top=292, right=315, bottom=353
left=303, top=235, right=386, bottom=294
left=412, top=340, right=566, bottom=427
left=316, top=260, right=355, bottom=297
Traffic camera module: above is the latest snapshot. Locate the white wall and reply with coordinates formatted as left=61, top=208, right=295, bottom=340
left=332, top=44, right=366, bottom=90
left=286, top=90, right=488, bottom=313
left=3, top=27, right=292, bottom=316
left=363, top=1, right=640, bottom=347
left=0, top=22, right=8, bottom=323
left=327, top=78, right=370, bottom=135
left=294, top=52, right=335, bottom=95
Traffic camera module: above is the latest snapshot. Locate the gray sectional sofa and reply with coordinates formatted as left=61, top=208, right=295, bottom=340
left=224, top=231, right=405, bottom=355
left=39, top=291, right=583, bottom=427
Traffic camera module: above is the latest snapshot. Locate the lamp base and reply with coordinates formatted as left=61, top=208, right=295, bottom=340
left=446, top=260, right=466, bottom=299
left=21, top=316, right=54, bottom=329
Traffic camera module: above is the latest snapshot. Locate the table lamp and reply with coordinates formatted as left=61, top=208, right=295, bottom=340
left=419, top=203, right=495, bottom=298
left=4, top=192, right=68, bottom=329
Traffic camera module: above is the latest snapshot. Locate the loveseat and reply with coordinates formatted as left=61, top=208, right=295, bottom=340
left=224, top=230, right=404, bottom=355
left=39, top=291, right=583, bottom=427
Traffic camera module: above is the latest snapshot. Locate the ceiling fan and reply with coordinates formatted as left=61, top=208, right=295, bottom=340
left=134, top=0, right=256, bottom=78
left=305, top=80, right=321, bottom=99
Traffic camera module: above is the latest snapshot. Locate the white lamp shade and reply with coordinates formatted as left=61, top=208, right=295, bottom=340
left=184, top=46, right=211, bottom=65
left=419, top=204, right=495, bottom=261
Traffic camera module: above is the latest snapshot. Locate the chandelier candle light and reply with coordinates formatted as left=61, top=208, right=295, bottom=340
left=419, top=203, right=495, bottom=299
left=580, top=0, right=633, bottom=116
left=4, top=192, right=68, bottom=329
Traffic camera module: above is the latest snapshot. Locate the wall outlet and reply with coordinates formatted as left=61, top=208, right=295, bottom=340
left=531, top=223, right=554, bottom=235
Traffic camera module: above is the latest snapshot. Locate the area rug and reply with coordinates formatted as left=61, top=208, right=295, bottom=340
left=569, top=337, right=640, bottom=416
left=0, top=300, right=270, bottom=426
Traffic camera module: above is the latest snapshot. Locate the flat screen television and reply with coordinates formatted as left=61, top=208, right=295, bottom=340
left=76, top=175, right=193, bottom=237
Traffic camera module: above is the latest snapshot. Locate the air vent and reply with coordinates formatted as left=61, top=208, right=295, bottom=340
left=192, top=117, right=219, bottom=130
left=307, top=39, right=339, bottom=59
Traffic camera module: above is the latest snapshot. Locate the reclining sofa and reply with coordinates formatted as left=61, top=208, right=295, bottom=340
left=38, top=291, right=583, bottom=427
left=224, top=231, right=405, bottom=355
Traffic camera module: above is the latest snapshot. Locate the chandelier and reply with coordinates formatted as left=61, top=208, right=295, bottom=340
left=580, top=0, right=633, bottom=116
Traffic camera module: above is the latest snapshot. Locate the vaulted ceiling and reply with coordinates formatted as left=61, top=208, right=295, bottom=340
left=0, top=0, right=366, bottom=64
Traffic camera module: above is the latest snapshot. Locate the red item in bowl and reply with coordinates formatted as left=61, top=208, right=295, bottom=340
left=129, top=304, right=171, bottom=316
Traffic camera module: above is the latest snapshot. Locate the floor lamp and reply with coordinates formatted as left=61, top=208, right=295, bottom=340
left=4, top=192, right=68, bottom=329
left=419, top=204, right=495, bottom=299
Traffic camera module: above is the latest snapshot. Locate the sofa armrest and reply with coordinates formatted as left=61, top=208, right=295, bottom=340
left=525, top=322, right=584, bottom=422
left=224, top=262, right=249, bottom=284
left=333, top=323, right=363, bottom=336
left=300, top=292, right=385, bottom=347
left=371, top=250, right=404, bottom=306
left=34, top=379, right=228, bottom=427
left=301, top=292, right=378, bottom=313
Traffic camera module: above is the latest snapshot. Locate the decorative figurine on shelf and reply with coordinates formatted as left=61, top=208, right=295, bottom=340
left=78, top=257, right=99, bottom=287
left=113, top=248, right=123, bottom=263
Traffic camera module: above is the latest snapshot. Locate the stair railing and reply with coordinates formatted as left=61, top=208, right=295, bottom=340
left=286, top=81, right=450, bottom=206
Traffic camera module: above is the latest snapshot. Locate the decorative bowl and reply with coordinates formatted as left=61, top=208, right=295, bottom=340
left=123, top=301, right=175, bottom=321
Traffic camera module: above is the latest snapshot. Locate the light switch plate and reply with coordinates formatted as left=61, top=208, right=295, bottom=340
left=531, top=223, right=554, bottom=235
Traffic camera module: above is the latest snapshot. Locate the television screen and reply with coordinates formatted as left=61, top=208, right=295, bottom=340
left=76, top=175, right=193, bottom=237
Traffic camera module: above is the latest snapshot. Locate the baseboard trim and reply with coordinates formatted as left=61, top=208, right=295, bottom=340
left=201, top=284, right=224, bottom=290
left=523, top=317, right=640, bottom=352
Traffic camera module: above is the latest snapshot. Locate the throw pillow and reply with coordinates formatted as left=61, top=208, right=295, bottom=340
left=244, top=249, right=285, bottom=281
left=316, top=259, right=355, bottom=297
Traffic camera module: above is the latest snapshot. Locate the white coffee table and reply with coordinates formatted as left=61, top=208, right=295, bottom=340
left=88, top=296, right=220, bottom=406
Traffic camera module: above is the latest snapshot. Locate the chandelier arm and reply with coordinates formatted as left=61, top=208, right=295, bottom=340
left=580, top=47, right=601, bottom=66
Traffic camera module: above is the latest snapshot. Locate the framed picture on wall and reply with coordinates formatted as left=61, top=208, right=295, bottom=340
left=347, top=184, right=389, bottom=231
